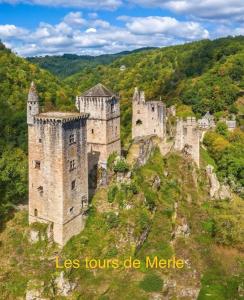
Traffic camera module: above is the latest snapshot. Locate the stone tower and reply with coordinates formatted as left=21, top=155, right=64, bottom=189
left=28, top=82, right=89, bottom=246
left=76, top=83, right=121, bottom=173
left=132, top=88, right=166, bottom=140
left=174, top=117, right=200, bottom=167
left=27, top=81, right=39, bottom=125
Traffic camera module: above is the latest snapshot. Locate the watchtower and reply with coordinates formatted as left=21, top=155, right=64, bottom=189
left=76, top=83, right=121, bottom=173
left=27, top=82, right=89, bottom=246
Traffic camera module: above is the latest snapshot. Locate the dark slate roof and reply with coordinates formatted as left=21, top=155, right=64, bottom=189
left=80, top=83, right=115, bottom=97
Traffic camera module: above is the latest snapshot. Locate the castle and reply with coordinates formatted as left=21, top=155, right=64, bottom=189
left=28, top=82, right=201, bottom=246
left=132, top=88, right=166, bottom=140
left=28, top=82, right=120, bottom=245
left=75, top=83, right=121, bottom=174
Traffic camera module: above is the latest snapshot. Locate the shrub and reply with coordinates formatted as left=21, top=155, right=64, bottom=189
left=144, top=188, right=157, bottom=211
left=139, top=273, right=163, bottom=292
left=129, top=182, right=139, bottom=194
left=216, top=121, right=228, bottom=137
left=105, top=212, right=119, bottom=229
left=107, top=185, right=118, bottom=203
left=107, top=152, right=118, bottom=170
left=113, top=158, right=129, bottom=173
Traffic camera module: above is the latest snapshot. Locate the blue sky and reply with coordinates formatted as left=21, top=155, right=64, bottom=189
left=0, top=0, right=243, bottom=56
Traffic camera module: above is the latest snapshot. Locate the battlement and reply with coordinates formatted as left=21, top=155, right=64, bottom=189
left=186, top=116, right=197, bottom=126
left=35, top=112, right=90, bottom=124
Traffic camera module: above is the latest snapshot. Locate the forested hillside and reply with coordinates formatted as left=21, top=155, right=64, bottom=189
left=0, top=36, right=243, bottom=300
left=0, top=42, right=73, bottom=224
left=1, top=37, right=244, bottom=226
left=27, top=47, right=156, bottom=79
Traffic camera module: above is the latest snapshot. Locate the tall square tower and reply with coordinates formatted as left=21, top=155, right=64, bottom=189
left=76, top=83, right=121, bottom=173
left=27, top=82, right=89, bottom=246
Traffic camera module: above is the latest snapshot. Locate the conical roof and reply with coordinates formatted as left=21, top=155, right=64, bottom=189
left=28, top=81, right=39, bottom=102
left=80, top=83, right=115, bottom=97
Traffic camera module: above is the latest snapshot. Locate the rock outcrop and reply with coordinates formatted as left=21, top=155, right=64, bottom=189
left=206, top=165, right=231, bottom=200
left=26, top=280, right=45, bottom=300
left=54, top=271, right=75, bottom=297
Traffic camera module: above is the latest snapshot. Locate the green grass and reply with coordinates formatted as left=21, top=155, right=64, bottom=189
left=139, top=273, right=164, bottom=292
left=200, top=147, right=217, bottom=168
left=0, top=150, right=243, bottom=299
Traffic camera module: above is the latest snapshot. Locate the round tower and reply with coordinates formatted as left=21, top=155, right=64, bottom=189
left=27, top=81, right=39, bottom=125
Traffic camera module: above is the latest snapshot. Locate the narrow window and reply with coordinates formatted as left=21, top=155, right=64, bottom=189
left=37, top=186, right=43, bottom=196
left=71, top=180, right=76, bottom=190
left=29, top=106, right=32, bottom=111
left=34, top=209, right=38, bottom=217
left=39, top=138, right=42, bottom=143
left=152, top=106, right=155, bottom=112
left=34, top=160, right=40, bottom=169
left=81, top=196, right=88, bottom=208
left=70, top=160, right=75, bottom=171
left=69, top=134, right=75, bottom=144
left=91, top=129, right=94, bottom=134
left=69, top=207, right=74, bottom=214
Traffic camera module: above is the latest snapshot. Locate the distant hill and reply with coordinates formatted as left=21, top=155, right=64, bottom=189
left=27, top=47, right=157, bottom=79
left=63, top=36, right=244, bottom=143
left=65, top=36, right=244, bottom=114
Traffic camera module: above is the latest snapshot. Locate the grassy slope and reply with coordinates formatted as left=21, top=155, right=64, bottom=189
left=0, top=149, right=243, bottom=299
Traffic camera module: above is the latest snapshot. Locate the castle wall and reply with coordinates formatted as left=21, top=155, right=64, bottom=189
left=132, top=89, right=166, bottom=140
left=174, top=117, right=200, bottom=167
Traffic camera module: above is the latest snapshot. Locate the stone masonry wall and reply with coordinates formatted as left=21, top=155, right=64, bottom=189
left=174, top=117, right=200, bottom=167
left=132, top=88, right=166, bottom=140
left=76, top=94, right=121, bottom=169
left=29, top=116, right=88, bottom=246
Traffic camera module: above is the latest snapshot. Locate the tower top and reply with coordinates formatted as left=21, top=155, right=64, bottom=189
left=80, top=83, right=116, bottom=98
left=133, top=87, right=145, bottom=102
left=28, top=81, right=39, bottom=102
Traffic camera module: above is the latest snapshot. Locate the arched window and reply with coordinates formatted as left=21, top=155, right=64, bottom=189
left=34, top=209, right=38, bottom=217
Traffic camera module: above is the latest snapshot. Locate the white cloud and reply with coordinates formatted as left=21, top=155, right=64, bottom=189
left=63, top=12, right=86, bottom=27
left=131, top=0, right=244, bottom=22
left=125, top=16, right=209, bottom=40
left=0, top=24, right=28, bottom=38
left=0, top=12, right=229, bottom=57
left=0, top=0, right=122, bottom=10
left=86, top=27, right=97, bottom=33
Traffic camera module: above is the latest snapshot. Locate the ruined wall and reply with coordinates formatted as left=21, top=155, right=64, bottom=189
left=132, top=88, right=166, bottom=140
left=174, top=117, right=200, bottom=167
